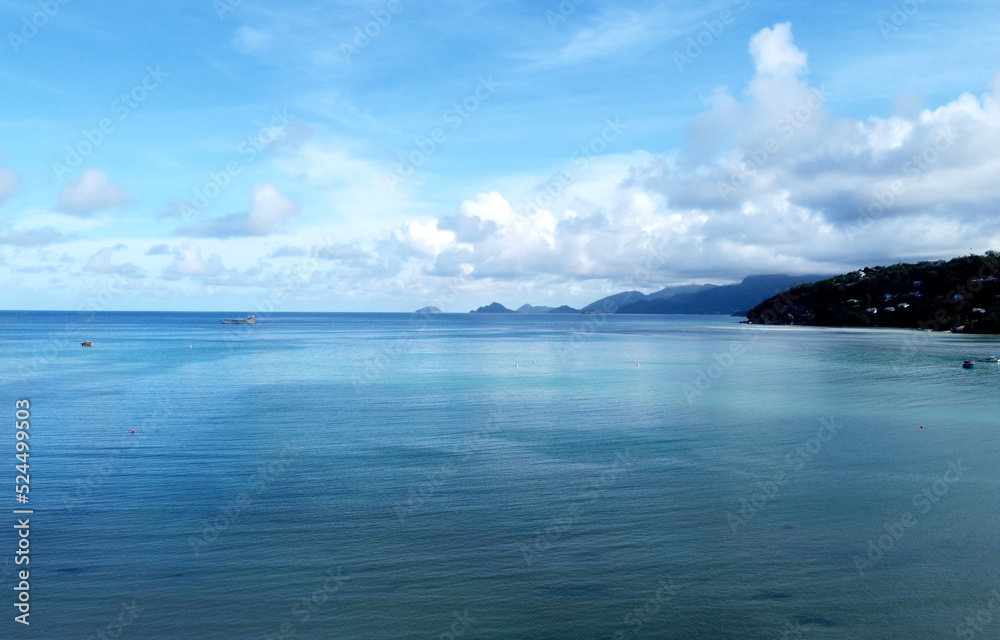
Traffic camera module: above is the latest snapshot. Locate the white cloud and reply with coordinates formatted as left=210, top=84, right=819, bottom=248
left=177, top=183, right=299, bottom=238
left=749, top=22, right=808, bottom=77
left=0, top=168, right=20, bottom=204
left=269, top=245, right=306, bottom=258
left=523, top=7, right=700, bottom=70
left=164, top=242, right=224, bottom=279
left=84, top=247, right=144, bottom=279
left=272, top=141, right=416, bottom=235
left=57, top=169, right=128, bottom=215
left=0, top=226, right=70, bottom=246
left=15, top=19, right=1000, bottom=311
left=317, top=22, right=1000, bottom=292
left=245, top=183, right=298, bottom=233
left=162, top=241, right=260, bottom=287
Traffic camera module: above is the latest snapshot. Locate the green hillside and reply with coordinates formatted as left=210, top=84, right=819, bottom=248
left=746, top=252, right=1000, bottom=333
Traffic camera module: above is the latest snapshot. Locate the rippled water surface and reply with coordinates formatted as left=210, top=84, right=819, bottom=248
left=1, top=312, right=998, bottom=639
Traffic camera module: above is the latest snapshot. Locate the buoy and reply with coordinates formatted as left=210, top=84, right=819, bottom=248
left=636, top=364, right=640, bottom=367
left=920, top=425, right=923, bottom=429
left=131, top=430, right=135, bottom=434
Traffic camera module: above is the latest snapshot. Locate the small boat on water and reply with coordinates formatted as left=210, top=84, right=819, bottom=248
left=977, top=355, right=999, bottom=363
left=962, top=361, right=975, bottom=369
left=81, top=341, right=93, bottom=347
left=220, top=315, right=256, bottom=325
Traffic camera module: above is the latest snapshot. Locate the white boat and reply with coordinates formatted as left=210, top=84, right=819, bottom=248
left=977, top=355, right=998, bottom=363
left=221, top=315, right=256, bottom=325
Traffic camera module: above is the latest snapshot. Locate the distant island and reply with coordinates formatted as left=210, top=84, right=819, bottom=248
left=415, top=306, right=443, bottom=314
left=454, top=274, right=829, bottom=316
left=470, top=302, right=517, bottom=314
left=747, top=252, right=1000, bottom=333
left=466, top=302, right=584, bottom=314
left=615, top=275, right=828, bottom=315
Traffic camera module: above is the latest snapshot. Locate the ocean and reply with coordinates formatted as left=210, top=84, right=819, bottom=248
left=1, top=311, right=999, bottom=639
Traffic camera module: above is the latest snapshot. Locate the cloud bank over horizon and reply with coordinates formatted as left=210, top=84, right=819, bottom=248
left=2, top=2, right=1000, bottom=311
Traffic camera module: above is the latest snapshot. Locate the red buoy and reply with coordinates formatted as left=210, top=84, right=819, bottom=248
left=132, top=430, right=135, bottom=434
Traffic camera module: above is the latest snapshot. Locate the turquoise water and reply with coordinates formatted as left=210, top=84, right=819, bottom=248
left=1, top=312, right=999, bottom=639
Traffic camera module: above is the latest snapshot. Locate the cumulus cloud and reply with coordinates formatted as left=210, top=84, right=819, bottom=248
left=270, top=245, right=307, bottom=258
left=594, top=21, right=1000, bottom=276
left=57, top=169, right=129, bottom=215
left=0, top=226, right=70, bottom=246
left=326, top=22, right=1000, bottom=292
left=749, top=22, right=807, bottom=77
left=0, top=168, right=20, bottom=204
left=164, top=242, right=227, bottom=279
left=84, top=247, right=145, bottom=279
left=176, top=183, right=299, bottom=238
left=163, top=241, right=257, bottom=286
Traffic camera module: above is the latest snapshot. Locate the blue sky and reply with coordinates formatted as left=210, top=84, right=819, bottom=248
left=2, top=0, right=1000, bottom=311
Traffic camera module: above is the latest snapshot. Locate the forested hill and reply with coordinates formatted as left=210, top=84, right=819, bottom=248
left=745, top=253, right=1000, bottom=333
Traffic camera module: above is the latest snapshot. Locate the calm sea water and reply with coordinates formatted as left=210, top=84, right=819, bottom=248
left=1, top=312, right=999, bottom=639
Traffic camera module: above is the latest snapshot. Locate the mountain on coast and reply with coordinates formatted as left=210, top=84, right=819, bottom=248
left=580, top=284, right=718, bottom=314
left=470, top=302, right=516, bottom=313
left=466, top=274, right=831, bottom=317
left=516, top=304, right=553, bottom=313
left=618, top=275, right=829, bottom=315
left=746, top=253, right=1000, bottom=333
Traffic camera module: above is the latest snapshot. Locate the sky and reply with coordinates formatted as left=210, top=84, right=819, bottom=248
left=2, top=0, right=1000, bottom=312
